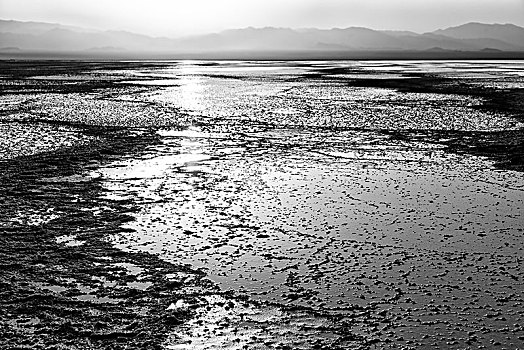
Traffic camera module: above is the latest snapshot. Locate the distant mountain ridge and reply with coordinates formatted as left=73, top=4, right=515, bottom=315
left=1, top=19, right=524, bottom=56
left=433, top=22, right=524, bottom=47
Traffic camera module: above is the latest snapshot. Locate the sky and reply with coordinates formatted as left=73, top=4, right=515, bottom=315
left=1, top=0, right=524, bottom=37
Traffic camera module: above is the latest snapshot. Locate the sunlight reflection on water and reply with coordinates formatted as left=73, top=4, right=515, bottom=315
left=78, top=60, right=524, bottom=348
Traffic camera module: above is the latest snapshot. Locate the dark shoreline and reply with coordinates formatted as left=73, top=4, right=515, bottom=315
left=0, top=126, right=217, bottom=349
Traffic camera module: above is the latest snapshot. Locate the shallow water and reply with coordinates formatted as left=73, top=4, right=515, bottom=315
left=91, top=61, right=524, bottom=347
left=102, top=126, right=524, bottom=308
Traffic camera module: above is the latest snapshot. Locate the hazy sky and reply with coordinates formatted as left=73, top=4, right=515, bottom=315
left=1, top=0, right=524, bottom=37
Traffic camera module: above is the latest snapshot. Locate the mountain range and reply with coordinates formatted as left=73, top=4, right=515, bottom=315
left=1, top=19, right=524, bottom=58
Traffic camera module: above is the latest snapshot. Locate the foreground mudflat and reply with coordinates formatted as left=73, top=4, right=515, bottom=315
left=0, top=127, right=215, bottom=349
left=1, top=60, right=523, bottom=349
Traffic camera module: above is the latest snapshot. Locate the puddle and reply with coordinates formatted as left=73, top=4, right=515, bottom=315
left=56, top=234, right=85, bottom=247
left=74, top=294, right=121, bottom=304
left=42, top=174, right=99, bottom=183
left=33, top=282, right=68, bottom=294
left=112, top=262, right=144, bottom=276
left=126, top=281, right=153, bottom=290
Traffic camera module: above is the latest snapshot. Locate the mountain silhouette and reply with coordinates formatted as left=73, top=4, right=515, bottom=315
left=433, top=22, right=524, bottom=48
left=1, top=19, right=524, bottom=58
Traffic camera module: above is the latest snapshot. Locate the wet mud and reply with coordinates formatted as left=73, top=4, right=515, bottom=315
left=0, top=126, right=217, bottom=349
left=306, top=62, right=524, bottom=171
left=1, top=60, right=523, bottom=349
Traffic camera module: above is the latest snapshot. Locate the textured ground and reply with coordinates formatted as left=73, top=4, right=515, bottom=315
left=0, top=60, right=523, bottom=349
